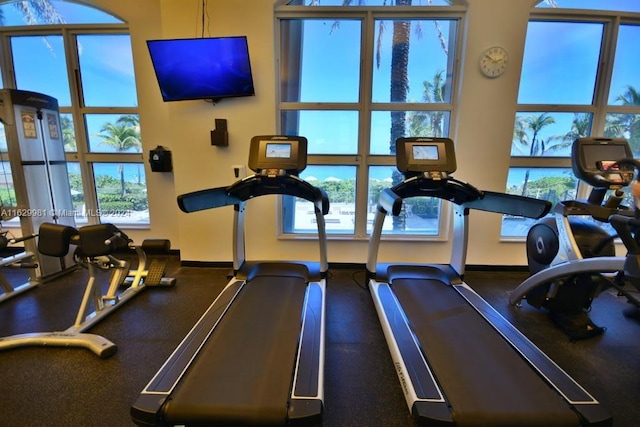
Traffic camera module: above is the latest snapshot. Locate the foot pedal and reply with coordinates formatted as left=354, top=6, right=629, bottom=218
left=145, top=259, right=166, bottom=286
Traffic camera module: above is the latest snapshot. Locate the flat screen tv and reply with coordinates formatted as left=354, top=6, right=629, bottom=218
left=147, top=36, right=255, bottom=103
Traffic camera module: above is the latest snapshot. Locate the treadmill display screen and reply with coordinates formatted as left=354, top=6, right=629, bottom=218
left=248, top=135, right=308, bottom=173
left=412, top=145, right=438, bottom=160
left=266, top=143, right=291, bottom=159
left=396, top=137, right=456, bottom=174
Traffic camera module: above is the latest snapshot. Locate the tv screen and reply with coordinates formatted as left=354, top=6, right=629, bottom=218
left=147, top=36, right=255, bottom=102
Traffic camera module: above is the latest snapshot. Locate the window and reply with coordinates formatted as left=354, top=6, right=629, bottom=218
left=276, top=0, right=464, bottom=238
left=503, top=1, right=640, bottom=236
left=0, top=0, right=147, bottom=226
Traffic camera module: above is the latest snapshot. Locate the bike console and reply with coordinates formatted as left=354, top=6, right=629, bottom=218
left=572, top=137, right=634, bottom=189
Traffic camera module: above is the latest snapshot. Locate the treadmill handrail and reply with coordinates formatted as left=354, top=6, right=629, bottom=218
left=228, top=174, right=329, bottom=215
left=464, top=190, right=551, bottom=219
left=382, top=175, right=551, bottom=219
left=177, top=187, right=242, bottom=213
left=378, top=188, right=403, bottom=216
left=177, top=174, right=330, bottom=215
left=390, top=175, right=483, bottom=206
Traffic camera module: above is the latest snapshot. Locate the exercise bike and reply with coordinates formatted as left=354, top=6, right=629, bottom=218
left=0, top=222, right=175, bottom=358
left=509, top=137, right=638, bottom=340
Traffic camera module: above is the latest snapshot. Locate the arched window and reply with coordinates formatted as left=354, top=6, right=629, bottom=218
left=0, top=0, right=147, bottom=226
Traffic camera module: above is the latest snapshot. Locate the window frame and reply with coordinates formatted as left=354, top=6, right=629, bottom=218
left=0, top=17, right=147, bottom=228
left=504, top=7, right=640, bottom=238
left=274, top=3, right=466, bottom=240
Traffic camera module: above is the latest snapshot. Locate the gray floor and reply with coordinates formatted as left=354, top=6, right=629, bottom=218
left=0, top=261, right=638, bottom=426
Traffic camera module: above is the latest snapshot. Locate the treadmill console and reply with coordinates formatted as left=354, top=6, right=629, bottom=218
left=572, top=137, right=634, bottom=188
left=248, top=135, right=307, bottom=175
left=396, top=137, right=457, bottom=178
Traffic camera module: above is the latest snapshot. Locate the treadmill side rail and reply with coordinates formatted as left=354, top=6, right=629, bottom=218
left=289, top=280, right=326, bottom=425
left=370, top=280, right=453, bottom=424
left=464, top=190, right=552, bottom=219
left=455, top=283, right=612, bottom=426
left=291, top=281, right=325, bottom=400
left=131, top=279, right=245, bottom=425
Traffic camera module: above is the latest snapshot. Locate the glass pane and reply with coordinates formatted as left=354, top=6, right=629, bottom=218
left=66, top=162, right=86, bottom=223
left=604, top=113, right=640, bottom=155
left=502, top=167, right=577, bottom=237
left=0, top=122, right=6, bottom=152
left=281, top=110, right=358, bottom=154
left=536, top=0, right=640, bottom=13
left=280, top=19, right=361, bottom=103
left=285, top=165, right=356, bottom=234
left=372, top=19, right=456, bottom=104
left=368, top=166, right=440, bottom=235
left=93, top=163, right=148, bottom=224
left=77, top=34, right=138, bottom=107
left=0, top=123, right=17, bottom=216
left=370, top=110, right=451, bottom=155
left=511, top=112, right=592, bottom=157
left=60, top=113, right=76, bottom=152
left=285, top=0, right=453, bottom=5
left=609, top=25, right=640, bottom=106
left=86, top=114, right=141, bottom=153
left=0, top=0, right=122, bottom=26
left=11, top=35, right=71, bottom=105
left=0, top=160, right=16, bottom=206
left=518, top=21, right=602, bottom=105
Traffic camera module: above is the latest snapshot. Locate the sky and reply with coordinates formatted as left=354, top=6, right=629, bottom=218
left=287, top=2, right=640, bottom=164
left=2, top=2, right=640, bottom=179
left=2, top=0, right=639, bottom=231
left=3, top=0, right=639, bottom=160
left=1, top=1, right=137, bottom=156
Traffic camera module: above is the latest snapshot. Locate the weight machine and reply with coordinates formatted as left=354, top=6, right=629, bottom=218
left=0, top=222, right=175, bottom=358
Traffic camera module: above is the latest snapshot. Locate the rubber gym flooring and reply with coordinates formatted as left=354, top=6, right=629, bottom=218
left=0, top=258, right=638, bottom=426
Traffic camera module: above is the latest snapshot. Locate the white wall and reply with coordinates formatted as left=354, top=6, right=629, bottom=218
left=90, top=0, right=545, bottom=266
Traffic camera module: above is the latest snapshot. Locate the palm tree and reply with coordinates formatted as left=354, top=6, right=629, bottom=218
left=388, top=6, right=412, bottom=156
left=95, top=120, right=141, bottom=197
left=522, top=113, right=556, bottom=156
left=563, top=112, right=591, bottom=143
left=605, top=85, right=640, bottom=153
left=116, top=114, right=141, bottom=135
left=423, top=70, right=446, bottom=137
left=615, top=84, right=640, bottom=106
left=406, top=71, right=447, bottom=136
left=60, top=115, right=76, bottom=151
left=386, top=0, right=412, bottom=230
left=0, top=1, right=65, bottom=52
left=0, top=0, right=63, bottom=25
left=513, top=113, right=556, bottom=196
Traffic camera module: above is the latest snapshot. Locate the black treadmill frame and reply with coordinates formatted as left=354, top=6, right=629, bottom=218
left=132, top=167, right=329, bottom=426
left=366, top=173, right=611, bottom=426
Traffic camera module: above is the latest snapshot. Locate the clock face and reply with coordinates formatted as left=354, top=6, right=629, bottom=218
left=479, top=46, right=508, bottom=78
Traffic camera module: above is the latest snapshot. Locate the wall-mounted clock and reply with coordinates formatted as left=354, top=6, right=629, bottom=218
left=479, top=46, right=508, bottom=78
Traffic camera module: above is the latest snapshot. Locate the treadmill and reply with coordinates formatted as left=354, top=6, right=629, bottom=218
left=131, top=135, right=329, bottom=426
left=366, top=137, right=612, bottom=426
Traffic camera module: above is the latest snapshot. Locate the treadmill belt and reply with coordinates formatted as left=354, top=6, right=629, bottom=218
left=393, top=278, right=580, bottom=427
left=162, top=276, right=307, bottom=426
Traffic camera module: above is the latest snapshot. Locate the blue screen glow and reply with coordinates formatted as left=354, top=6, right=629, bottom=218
left=147, top=36, right=255, bottom=102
